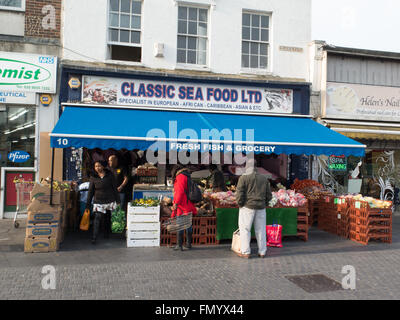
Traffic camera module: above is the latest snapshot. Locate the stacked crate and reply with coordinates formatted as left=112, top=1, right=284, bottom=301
left=296, top=204, right=309, bottom=241
left=160, top=216, right=218, bottom=246
left=308, top=199, right=323, bottom=226
left=317, top=196, right=338, bottom=235
left=336, top=198, right=350, bottom=239
left=192, top=216, right=218, bottom=245
left=127, top=203, right=160, bottom=247
left=349, top=200, right=392, bottom=245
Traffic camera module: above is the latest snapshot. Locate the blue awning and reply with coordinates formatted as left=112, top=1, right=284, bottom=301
left=50, top=106, right=366, bottom=157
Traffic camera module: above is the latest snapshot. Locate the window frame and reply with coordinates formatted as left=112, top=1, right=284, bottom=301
left=176, top=4, right=209, bottom=67
left=107, top=0, right=143, bottom=48
left=0, top=0, right=25, bottom=12
left=241, top=10, right=271, bottom=72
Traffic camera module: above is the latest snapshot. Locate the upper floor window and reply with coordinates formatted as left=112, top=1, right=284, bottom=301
left=108, top=0, right=142, bottom=62
left=242, top=12, right=270, bottom=70
left=0, top=0, right=25, bottom=11
left=177, top=6, right=208, bottom=66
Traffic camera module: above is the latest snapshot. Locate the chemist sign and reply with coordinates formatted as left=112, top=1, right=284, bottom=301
left=0, top=51, right=57, bottom=93
left=82, top=76, right=293, bottom=115
left=328, top=155, right=347, bottom=172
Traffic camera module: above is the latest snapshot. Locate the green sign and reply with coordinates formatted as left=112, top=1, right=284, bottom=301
left=329, top=155, right=347, bottom=172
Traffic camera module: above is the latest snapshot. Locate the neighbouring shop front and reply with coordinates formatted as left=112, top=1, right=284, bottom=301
left=0, top=51, right=57, bottom=219
left=322, top=81, right=400, bottom=207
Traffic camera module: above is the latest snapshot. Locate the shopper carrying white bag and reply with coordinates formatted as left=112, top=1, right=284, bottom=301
left=231, top=229, right=241, bottom=254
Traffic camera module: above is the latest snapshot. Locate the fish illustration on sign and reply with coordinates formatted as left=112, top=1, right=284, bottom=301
left=264, top=89, right=293, bottom=113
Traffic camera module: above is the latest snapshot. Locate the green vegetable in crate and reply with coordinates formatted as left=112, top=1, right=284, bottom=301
left=111, top=205, right=126, bottom=233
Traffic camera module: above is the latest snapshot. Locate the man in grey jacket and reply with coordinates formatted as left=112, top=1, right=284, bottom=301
left=235, top=158, right=272, bottom=258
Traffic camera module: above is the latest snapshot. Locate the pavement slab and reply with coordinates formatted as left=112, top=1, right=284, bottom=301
left=0, top=214, right=399, bottom=299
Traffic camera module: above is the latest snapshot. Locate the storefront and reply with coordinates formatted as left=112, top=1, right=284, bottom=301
left=314, top=45, right=400, bottom=203
left=52, top=66, right=365, bottom=189
left=0, top=51, right=58, bottom=219
left=38, top=66, right=369, bottom=249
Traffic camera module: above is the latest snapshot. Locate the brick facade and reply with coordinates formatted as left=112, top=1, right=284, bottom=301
left=25, top=0, right=61, bottom=39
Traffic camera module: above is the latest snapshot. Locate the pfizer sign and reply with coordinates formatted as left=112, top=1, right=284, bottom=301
left=8, top=151, right=31, bottom=163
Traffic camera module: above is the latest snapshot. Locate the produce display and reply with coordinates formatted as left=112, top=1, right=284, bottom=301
left=26, top=178, right=74, bottom=191
left=136, top=163, right=158, bottom=176
left=291, top=179, right=323, bottom=191
left=271, top=189, right=307, bottom=207
left=298, top=185, right=334, bottom=200
left=205, top=191, right=238, bottom=208
left=131, top=198, right=160, bottom=207
left=339, top=194, right=392, bottom=209
left=195, top=198, right=214, bottom=216
left=111, top=205, right=126, bottom=233
left=161, top=197, right=173, bottom=217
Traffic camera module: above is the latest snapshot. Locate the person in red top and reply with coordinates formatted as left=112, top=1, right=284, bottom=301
left=171, top=165, right=197, bottom=251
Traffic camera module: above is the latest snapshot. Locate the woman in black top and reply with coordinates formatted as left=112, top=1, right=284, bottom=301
left=86, top=161, right=120, bottom=244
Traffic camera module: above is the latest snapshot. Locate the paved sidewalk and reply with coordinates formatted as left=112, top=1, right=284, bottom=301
left=0, top=215, right=399, bottom=300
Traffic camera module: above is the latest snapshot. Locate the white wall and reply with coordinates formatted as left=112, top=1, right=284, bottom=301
left=62, top=0, right=311, bottom=80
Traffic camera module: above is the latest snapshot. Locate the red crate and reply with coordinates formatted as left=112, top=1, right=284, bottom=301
left=349, top=231, right=392, bottom=245
left=192, top=235, right=218, bottom=246
left=192, top=216, right=217, bottom=227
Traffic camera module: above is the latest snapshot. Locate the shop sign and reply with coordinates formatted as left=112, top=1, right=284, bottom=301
left=0, top=90, right=36, bottom=105
left=326, top=82, right=400, bottom=121
left=82, top=76, right=294, bottom=115
left=40, top=94, right=52, bottom=106
left=328, top=155, right=347, bottom=172
left=8, top=151, right=31, bottom=163
left=0, top=51, right=57, bottom=93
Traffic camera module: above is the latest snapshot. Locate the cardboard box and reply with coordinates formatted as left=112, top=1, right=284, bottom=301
left=30, top=183, right=65, bottom=205
left=39, top=132, right=63, bottom=183
left=26, top=223, right=61, bottom=238
left=27, top=199, right=61, bottom=213
left=24, top=237, right=59, bottom=253
left=27, top=207, right=63, bottom=224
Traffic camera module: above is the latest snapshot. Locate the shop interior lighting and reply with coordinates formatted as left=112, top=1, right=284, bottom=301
left=3, top=121, right=35, bottom=135
left=9, top=109, right=29, bottom=121
left=29, top=135, right=35, bottom=139
left=20, top=136, right=28, bottom=140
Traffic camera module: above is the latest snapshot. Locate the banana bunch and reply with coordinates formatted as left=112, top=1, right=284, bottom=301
left=41, top=178, right=72, bottom=191
left=131, top=198, right=160, bottom=207
left=13, top=177, right=35, bottom=185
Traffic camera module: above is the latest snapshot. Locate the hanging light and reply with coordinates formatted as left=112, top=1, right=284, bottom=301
left=9, top=109, right=29, bottom=121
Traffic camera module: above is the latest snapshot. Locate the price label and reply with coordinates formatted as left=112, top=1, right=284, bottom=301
left=355, top=201, right=360, bottom=209
left=337, top=214, right=341, bottom=219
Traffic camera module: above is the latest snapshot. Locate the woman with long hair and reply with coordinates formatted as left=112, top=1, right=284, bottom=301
left=86, top=161, right=120, bottom=244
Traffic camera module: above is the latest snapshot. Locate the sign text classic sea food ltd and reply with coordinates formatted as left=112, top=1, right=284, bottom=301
left=82, top=76, right=294, bottom=115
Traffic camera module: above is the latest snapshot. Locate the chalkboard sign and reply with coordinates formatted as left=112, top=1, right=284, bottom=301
left=329, top=155, right=347, bottom=172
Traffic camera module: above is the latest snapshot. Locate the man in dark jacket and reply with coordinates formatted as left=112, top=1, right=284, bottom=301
left=235, top=158, right=272, bottom=258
